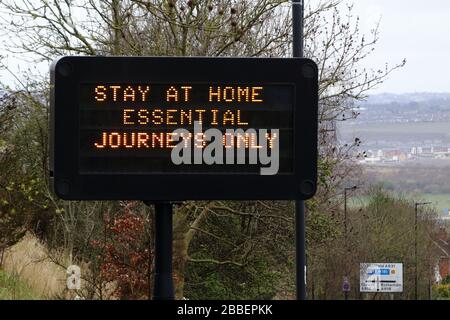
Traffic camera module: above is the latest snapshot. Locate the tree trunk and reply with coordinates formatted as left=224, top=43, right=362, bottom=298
left=172, top=204, right=211, bottom=299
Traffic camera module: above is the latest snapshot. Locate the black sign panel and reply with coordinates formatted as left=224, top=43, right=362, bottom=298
left=50, top=57, right=318, bottom=200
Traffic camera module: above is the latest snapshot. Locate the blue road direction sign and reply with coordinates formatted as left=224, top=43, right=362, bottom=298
left=360, top=263, right=403, bottom=293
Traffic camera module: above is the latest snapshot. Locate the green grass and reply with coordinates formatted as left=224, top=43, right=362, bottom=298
left=0, top=269, right=41, bottom=300
left=348, top=193, right=450, bottom=215
left=421, top=194, right=450, bottom=214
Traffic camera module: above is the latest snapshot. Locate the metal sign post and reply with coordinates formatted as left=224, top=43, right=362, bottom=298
left=292, top=0, right=307, bottom=300
left=50, top=33, right=318, bottom=301
left=152, top=202, right=175, bottom=300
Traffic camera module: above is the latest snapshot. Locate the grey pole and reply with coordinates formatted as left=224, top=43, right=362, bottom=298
left=344, top=189, right=348, bottom=238
left=292, top=0, right=306, bottom=300
left=414, top=201, right=431, bottom=300
left=344, top=188, right=348, bottom=301
left=343, top=186, right=357, bottom=300
left=415, top=203, right=418, bottom=300
left=344, top=186, right=357, bottom=243
left=292, top=0, right=304, bottom=57
left=153, top=202, right=175, bottom=300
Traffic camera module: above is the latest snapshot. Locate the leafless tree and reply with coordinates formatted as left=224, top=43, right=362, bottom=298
left=0, top=0, right=405, bottom=299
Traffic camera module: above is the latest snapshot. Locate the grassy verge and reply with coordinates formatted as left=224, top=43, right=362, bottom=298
left=0, top=269, right=41, bottom=300
left=348, top=193, right=450, bottom=214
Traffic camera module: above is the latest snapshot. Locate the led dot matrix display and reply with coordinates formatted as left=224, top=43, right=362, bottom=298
left=50, top=57, right=318, bottom=200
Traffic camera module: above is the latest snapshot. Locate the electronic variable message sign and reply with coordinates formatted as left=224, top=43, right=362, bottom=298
left=50, top=57, right=318, bottom=200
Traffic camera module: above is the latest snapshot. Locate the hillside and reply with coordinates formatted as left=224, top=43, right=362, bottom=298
left=339, top=92, right=450, bottom=149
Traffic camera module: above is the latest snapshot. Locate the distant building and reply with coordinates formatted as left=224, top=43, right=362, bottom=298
left=360, top=156, right=381, bottom=164
left=383, top=150, right=408, bottom=162
left=434, top=147, right=450, bottom=155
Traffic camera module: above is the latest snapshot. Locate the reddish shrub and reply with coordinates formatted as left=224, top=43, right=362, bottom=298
left=92, top=203, right=153, bottom=299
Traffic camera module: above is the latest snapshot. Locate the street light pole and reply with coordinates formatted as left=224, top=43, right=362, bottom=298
left=292, top=0, right=304, bottom=57
left=414, top=202, right=431, bottom=300
left=344, top=186, right=357, bottom=244
left=343, top=186, right=357, bottom=300
left=292, top=0, right=306, bottom=301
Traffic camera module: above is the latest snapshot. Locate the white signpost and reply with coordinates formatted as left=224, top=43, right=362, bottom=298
left=360, top=263, right=403, bottom=293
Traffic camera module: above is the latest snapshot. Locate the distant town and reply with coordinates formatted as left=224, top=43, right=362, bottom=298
left=360, top=146, right=450, bottom=165
left=339, top=92, right=450, bottom=166
left=339, top=93, right=450, bottom=221
left=349, top=92, right=450, bottom=125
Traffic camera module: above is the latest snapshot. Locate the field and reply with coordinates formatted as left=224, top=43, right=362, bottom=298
left=340, top=121, right=450, bottom=135
left=419, top=194, right=450, bottom=214
left=338, top=121, right=450, bottom=147
left=349, top=193, right=450, bottom=215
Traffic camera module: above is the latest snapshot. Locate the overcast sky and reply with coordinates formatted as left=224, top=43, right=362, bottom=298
left=353, top=0, right=450, bottom=93
left=0, top=1, right=449, bottom=94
